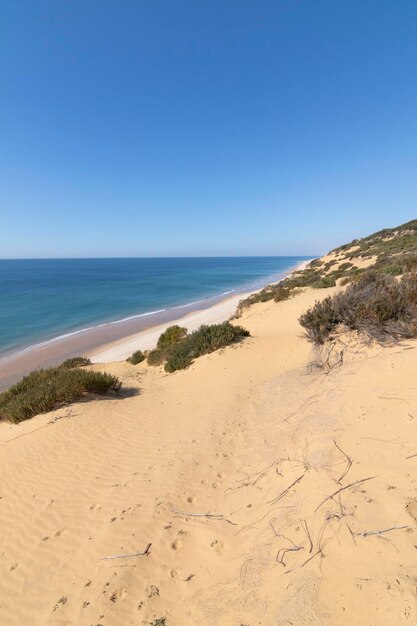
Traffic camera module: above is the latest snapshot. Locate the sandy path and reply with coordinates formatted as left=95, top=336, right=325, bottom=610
left=0, top=288, right=416, bottom=624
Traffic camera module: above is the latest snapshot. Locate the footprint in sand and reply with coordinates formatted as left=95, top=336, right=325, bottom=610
left=171, top=539, right=182, bottom=550
left=52, top=596, right=68, bottom=612
left=146, top=585, right=159, bottom=598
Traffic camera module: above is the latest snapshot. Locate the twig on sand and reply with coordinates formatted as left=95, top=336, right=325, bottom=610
left=301, top=519, right=313, bottom=553
left=172, top=510, right=237, bottom=525
left=315, top=476, right=375, bottom=512
left=405, top=452, right=417, bottom=460
left=267, top=473, right=305, bottom=505
left=276, top=541, right=304, bottom=566
left=284, top=549, right=323, bottom=575
left=226, top=458, right=284, bottom=492
left=353, top=525, right=409, bottom=538
left=100, top=543, right=152, bottom=560
left=333, top=440, right=352, bottom=483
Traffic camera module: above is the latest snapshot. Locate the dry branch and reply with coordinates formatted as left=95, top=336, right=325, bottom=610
left=101, top=543, right=152, bottom=560
left=284, top=549, right=323, bottom=575
left=267, top=473, right=305, bottom=505
left=333, top=440, right=352, bottom=483
left=301, top=519, right=313, bottom=553
left=276, top=543, right=304, bottom=566
left=315, top=476, right=375, bottom=512
left=353, top=525, right=409, bottom=538
left=172, top=509, right=237, bottom=525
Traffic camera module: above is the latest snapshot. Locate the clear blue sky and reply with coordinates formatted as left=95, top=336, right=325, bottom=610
left=1, top=1, right=417, bottom=258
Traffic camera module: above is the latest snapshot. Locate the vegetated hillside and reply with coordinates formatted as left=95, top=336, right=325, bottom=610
left=236, top=219, right=417, bottom=315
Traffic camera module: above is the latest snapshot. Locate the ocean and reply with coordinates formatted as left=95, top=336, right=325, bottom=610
left=0, top=256, right=310, bottom=358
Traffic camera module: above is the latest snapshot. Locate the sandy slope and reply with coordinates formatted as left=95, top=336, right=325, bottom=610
left=0, top=287, right=416, bottom=625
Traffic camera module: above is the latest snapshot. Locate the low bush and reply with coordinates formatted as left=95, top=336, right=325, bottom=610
left=147, top=347, right=170, bottom=366
left=338, top=262, right=353, bottom=271
left=273, top=286, right=293, bottom=302
left=299, top=270, right=417, bottom=344
left=0, top=366, right=121, bottom=423
left=126, top=350, right=145, bottom=365
left=313, top=276, right=336, bottom=289
left=164, top=322, right=250, bottom=373
left=59, top=356, right=92, bottom=369
left=157, top=325, right=187, bottom=349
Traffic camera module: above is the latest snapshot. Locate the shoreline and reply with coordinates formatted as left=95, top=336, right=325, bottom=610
left=89, top=259, right=309, bottom=362
left=0, top=260, right=309, bottom=390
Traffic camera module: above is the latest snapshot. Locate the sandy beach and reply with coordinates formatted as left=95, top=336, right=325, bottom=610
left=0, top=261, right=309, bottom=391
left=0, top=262, right=416, bottom=624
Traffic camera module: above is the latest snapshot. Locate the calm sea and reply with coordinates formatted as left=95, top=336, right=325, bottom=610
left=0, top=257, right=310, bottom=356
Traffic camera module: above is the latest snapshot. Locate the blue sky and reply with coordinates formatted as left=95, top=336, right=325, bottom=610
left=1, top=0, right=417, bottom=258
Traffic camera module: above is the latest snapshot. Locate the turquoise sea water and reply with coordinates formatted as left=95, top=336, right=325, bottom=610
left=0, top=257, right=311, bottom=357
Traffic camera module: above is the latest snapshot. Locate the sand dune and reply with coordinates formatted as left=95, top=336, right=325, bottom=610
left=0, top=286, right=416, bottom=625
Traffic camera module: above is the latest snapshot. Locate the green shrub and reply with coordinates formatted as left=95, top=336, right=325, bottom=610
left=273, top=286, right=292, bottom=302
left=308, top=258, right=323, bottom=269
left=340, top=276, right=351, bottom=286
left=126, top=350, right=145, bottom=365
left=299, top=270, right=417, bottom=344
left=314, top=276, right=336, bottom=289
left=338, top=262, right=353, bottom=271
left=147, top=347, right=170, bottom=366
left=0, top=367, right=121, bottom=423
left=59, top=356, right=92, bottom=369
left=164, top=322, right=250, bottom=373
left=157, top=325, right=187, bottom=349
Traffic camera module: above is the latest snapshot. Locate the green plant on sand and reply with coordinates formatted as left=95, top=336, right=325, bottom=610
left=164, top=322, right=250, bottom=373
left=299, top=270, right=417, bottom=345
left=59, top=356, right=92, bottom=369
left=126, top=350, right=145, bottom=365
left=0, top=365, right=121, bottom=424
left=157, top=325, right=187, bottom=349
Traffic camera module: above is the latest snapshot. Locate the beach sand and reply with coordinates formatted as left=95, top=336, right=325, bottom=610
left=0, top=281, right=416, bottom=625
left=0, top=261, right=309, bottom=391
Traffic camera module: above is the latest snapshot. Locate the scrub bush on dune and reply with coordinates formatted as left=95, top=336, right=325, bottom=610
left=157, top=325, right=187, bottom=349
left=299, top=270, right=417, bottom=344
left=0, top=365, right=121, bottom=423
left=126, top=350, right=145, bottom=365
left=59, top=356, right=92, bottom=369
left=147, top=347, right=170, bottom=366
left=164, top=322, right=250, bottom=373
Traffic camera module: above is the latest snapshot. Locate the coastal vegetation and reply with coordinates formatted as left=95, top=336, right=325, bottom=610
left=146, top=322, right=250, bottom=372
left=299, top=270, right=417, bottom=345
left=126, top=350, right=145, bottom=365
left=59, top=356, right=92, bottom=369
left=157, top=325, right=187, bottom=348
left=164, top=322, right=250, bottom=372
left=0, top=362, right=121, bottom=423
left=236, top=218, right=417, bottom=315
